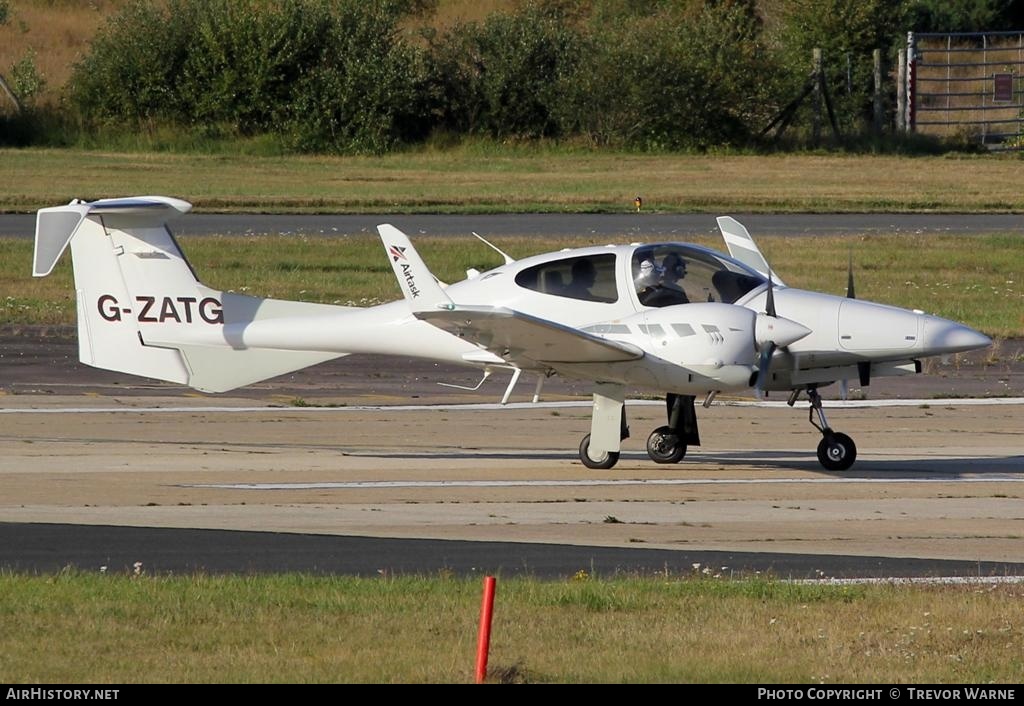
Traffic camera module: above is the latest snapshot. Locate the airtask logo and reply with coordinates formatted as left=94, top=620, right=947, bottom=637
left=96, top=294, right=224, bottom=324
left=389, top=243, right=421, bottom=298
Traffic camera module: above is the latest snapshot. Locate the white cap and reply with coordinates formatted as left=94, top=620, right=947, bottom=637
left=635, top=259, right=662, bottom=287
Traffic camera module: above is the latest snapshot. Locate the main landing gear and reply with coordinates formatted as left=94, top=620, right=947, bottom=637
left=579, top=407, right=629, bottom=470
left=646, top=393, right=700, bottom=464
left=804, top=386, right=857, bottom=471
left=578, top=388, right=701, bottom=470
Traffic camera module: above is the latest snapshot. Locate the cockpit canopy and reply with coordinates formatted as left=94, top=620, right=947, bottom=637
left=630, top=244, right=765, bottom=307
left=512, top=244, right=765, bottom=308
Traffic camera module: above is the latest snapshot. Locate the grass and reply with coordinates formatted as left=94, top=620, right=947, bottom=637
left=2, top=232, right=1021, bottom=337
left=2, top=147, right=1024, bottom=214
left=0, top=571, right=1020, bottom=683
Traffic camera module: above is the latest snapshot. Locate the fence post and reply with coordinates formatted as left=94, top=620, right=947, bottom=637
left=906, top=32, right=917, bottom=132
left=873, top=48, right=883, bottom=134
left=896, top=48, right=906, bottom=132
left=812, top=48, right=822, bottom=145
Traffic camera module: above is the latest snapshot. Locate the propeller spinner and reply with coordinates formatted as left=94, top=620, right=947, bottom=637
left=752, top=277, right=811, bottom=395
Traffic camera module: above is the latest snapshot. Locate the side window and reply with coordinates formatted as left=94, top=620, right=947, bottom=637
left=514, top=254, right=618, bottom=303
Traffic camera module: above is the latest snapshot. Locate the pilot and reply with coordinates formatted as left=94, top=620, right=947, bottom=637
left=659, top=252, right=690, bottom=304
left=565, top=258, right=597, bottom=299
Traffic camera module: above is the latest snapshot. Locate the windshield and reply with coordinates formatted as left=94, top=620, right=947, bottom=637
left=631, top=244, right=765, bottom=307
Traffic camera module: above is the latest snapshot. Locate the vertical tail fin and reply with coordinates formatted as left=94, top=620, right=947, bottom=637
left=33, top=196, right=346, bottom=392
left=716, top=216, right=785, bottom=286
left=377, top=224, right=453, bottom=311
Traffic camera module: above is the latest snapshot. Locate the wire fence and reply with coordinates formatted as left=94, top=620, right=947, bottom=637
left=908, top=31, right=1024, bottom=150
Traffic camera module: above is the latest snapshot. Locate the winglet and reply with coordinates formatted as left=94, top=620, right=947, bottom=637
left=377, top=224, right=453, bottom=311
left=33, top=203, right=88, bottom=277
left=33, top=196, right=193, bottom=277
left=716, top=216, right=785, bottom=287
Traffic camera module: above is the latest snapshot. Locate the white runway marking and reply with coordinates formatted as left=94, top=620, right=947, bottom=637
left=4, top=397, right=1024, bottom=414
left=793, top=576, right=1024, bottom=586
left=188, top=476, right=1024, bottom=490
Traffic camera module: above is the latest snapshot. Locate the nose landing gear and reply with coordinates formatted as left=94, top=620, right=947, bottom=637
left=806, top=387, right=857, bottom=471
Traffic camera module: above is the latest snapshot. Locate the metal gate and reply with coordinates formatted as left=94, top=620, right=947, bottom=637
left=907, top=31, right=1024, bottom=149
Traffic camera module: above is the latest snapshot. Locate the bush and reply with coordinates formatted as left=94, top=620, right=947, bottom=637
left=9, top=49, right=46, bottom=106
left=70, top=0, right=194, bottom=124
left=553, top=2, right=779, bottom=149
left=70, top=0, right=431, bottom=153
left=427, top=1, right=583, bottom=139
left=280, top=2, right=433, bottom=153
left=61, top=0, right=969, bottom=154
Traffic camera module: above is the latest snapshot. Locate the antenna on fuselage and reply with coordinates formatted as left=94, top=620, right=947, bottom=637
left=471, top=232, right=515, bottom=265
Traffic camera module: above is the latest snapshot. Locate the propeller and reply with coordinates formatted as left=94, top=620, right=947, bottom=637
left=755, top=342, right=776, bottom=399
left=839, top=251, right=855, bottom=396
left=846, top=250, right=856, bottom=299
left=752, top=274, right=811, bottom=397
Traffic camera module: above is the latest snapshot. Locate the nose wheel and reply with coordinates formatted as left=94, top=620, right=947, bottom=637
left=806, top=387, right=857, bottom=471
left=817, top=431, right=856, bottom=471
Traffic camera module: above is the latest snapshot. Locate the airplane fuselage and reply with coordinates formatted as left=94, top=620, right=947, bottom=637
left=218, top=241, right=987, bottom=396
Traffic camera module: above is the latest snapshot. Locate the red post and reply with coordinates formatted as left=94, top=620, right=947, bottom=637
left=475, top=576, right=497, bottom=684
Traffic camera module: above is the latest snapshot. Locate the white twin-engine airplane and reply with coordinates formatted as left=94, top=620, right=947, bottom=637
left=33, top=196, right=990, bottom=471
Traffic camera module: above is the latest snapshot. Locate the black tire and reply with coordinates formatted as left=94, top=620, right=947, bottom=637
left=646, top=425, right=687, bottom=464
left=579, top=434, right=620, bottom=470
left=817, top=432, right=857, bottom=471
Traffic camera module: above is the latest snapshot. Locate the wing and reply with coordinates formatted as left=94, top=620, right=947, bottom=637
left=417, top=305, right=643, bottom=369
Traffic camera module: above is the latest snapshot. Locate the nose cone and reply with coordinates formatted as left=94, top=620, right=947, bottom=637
left=755, top=313, right=812, bottom=349
left=919, top=316, right=991, bottom=355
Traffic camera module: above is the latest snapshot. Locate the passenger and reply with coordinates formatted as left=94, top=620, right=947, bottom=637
left=634, top=259, right=663, bottom=306
left=564, top=258, right=597, bottom=299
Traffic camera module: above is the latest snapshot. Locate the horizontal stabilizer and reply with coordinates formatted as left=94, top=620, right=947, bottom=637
left=33, top=196, right=192, bottom=277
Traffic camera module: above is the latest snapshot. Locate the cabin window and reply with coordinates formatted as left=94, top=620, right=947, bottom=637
left=514, top=254, right=618, bottom=303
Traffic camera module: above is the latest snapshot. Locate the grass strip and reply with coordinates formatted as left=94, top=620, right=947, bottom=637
left=0, top=571, right=1020, bottom=683
left=3, top=147, right=1024, bottom=214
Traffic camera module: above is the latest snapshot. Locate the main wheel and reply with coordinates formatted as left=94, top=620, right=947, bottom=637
left=579, top=434, right=619, bottom=470
left=816, top=432, right=857, bottom=471
left=646, top=425, right=687, bottom=464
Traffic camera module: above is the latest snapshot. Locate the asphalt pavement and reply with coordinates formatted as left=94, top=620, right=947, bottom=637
left=4, top=523, right=1023, bottom=579
left=3, top=212, right=1024, bottom=238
